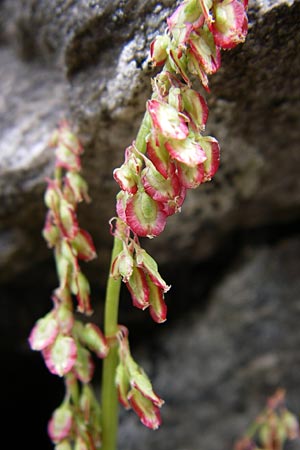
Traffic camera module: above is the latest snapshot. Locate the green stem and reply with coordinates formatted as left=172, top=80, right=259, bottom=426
left=101, top=236, right=123, bottom=450
left=101, top=94, right=152, bottom=450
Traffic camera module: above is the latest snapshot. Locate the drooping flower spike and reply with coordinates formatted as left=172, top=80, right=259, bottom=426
left=29, top=122, right=108, bottom=448
left=115, top=326, right=164, bottom=429
left=110, top=217, right=169, bottom=323
left=112, top=0, right=247, bottom=330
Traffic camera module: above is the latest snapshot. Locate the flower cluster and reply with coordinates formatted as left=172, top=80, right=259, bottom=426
left=115, top=326, right=164, bottom=430
left=234, top=389, right=299, bottom=450
left=110, top=0, right=248, bottom=429
left=29, top=122, right=108, bottom=449
left=110, top=218, right=170, bottom=323
left=47, top=375, right=102, bottom=450
left=114, top=0, right=248, bottom=239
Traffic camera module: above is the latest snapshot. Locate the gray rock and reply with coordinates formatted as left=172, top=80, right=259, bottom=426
left=120, top=237, right=300, bottom=450
left=0, top=0, right=300, bottom=281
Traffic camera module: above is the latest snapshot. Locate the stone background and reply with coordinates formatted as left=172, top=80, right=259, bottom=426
left=1, top=0, right=300, bottom=449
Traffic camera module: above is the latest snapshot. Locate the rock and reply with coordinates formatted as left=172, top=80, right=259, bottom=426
left=0, top=0, right=300, bottom=281
left=120, top=236, right=300, bottom=450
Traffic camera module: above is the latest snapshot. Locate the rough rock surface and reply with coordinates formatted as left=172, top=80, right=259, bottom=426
left=0, top=0, right=300, bottom=281
left=120, top=237, right=300, bottom=450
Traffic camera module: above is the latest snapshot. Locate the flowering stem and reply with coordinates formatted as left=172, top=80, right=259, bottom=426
left=101, top=235, right=123, bottom=450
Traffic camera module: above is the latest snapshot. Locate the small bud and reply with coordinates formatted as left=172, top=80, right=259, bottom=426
left=55, top=301, right=74, bottom=335
left=73, top=345, right=94, bottom=383
left=64, top=172, right=90, bottom=204
left=150, top=35, right=170, bottom=67
left=187, top=48, right=210, bottom=91
left=48, top=403, right=73, bottom=443
left=116, top=190, right=129, bottom=223
left=128, top=387, right=162, bottom=430
left=76, top=271, right=93, bottom=315
left=59, top=198, right=79, bottom=239
left=167, top=0, right=202, bottom=45
left=181, top=88, right=208, bottom=131
left=55, top=143, right=81, bottom=172
left=43, top=212, right=60, bottom=248
left=79, top=384, right=93, bottom=422
left=111, top=246, right=134, bottom=282
left=28, top=311, right=59, bottom=351
left=71, top=229, right=97, bottom=262
left=45, top=181, right=60, bottom=213
left=153, top=71, right=172, bottom=98
left=168, top=48, right=191, bottom=85
left=147, top=99, right=189, bottom=140
left=129, top=366, right=164, bottom=408
left=80, top=323, right=109, bottom=359
left=196, top=135, right=220, bottom=181
left=58, top=121, right=83, bottom=156
left=116, top=363, right=131, bottom=409
left=148, top=278, right=168, bottom=324
left=113, top=164, right=138, bottom=194
left=135, top=246, right=170, bottom=293
left=168, top=86, right=183, bottom=112
left=126, top=267, right=150, bottom=310
left=189, top=28, right=221, bottom=75
left=109, top=217, right=131, bottom=242
left=114, top=146, right=143, bottom=194
left=42, top=335, right=77, bottom=376
left=55, top=249, right=72, bottom=291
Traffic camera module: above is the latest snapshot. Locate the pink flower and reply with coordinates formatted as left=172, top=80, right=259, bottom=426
left=75, top=271, right=93, bottom=315
left=115, top=329, right=164, bottom=429
left=189, top=28, right=221, bottom=75
left=28, top=311, right=59, bottom=351
left=147, top=99, right=189, bottom=140
left=148, top=278, right=168, bottom=324
left=141, top=160, right=182, bottom=204
left=177, top=161, right=205, bottom=188
left=48, top=403, right=73, bottom=443
left=187, top=48, right=210, bottom=91
left=128, top=388, right=162, bottom=430
left=70, top=229, right=97, bottom=262
left=134, top=245, right=170, bottom=293
left=198, top=135, right=220, bottom=181
left=146, top=135, right=176, bottom=180
left=210, top=0, right=248, bottom=50
left=73, top=345, right=94, bottom=383
left=42, top=335, right=77, bottom=377
left=150, top=35, right=170, bottom=66
left=126, top=267, right=150, bottom=310
left=181, top=88, right=209, bottom=131
left=125, top=191, right=167, bottom=238
left=79, top=323, right=109, bottom=359
left=165, top=137, right=207, bottom=167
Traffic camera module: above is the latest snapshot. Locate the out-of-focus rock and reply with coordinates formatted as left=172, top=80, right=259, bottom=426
left=120, top=237, right=300, bottom=450
left=0, top=0, right=299, bottom=281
